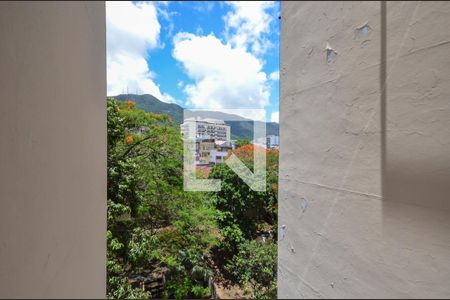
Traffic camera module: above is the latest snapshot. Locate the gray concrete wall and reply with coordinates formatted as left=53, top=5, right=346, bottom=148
left=0, top=2, right=106, bottom=298
left=279, top=1, right=450, bottom=298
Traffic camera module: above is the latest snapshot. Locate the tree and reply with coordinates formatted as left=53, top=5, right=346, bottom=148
left=107, top=97, right=278, bottom=299
left=226, top=240, right=277, bottom=299
left=208, top=144, right=278, bottom=298
left=235, top=138, right=251, bottom=148
left=209, top=145, right=278, bottom=252
left=107, top=98, right=218, bottom=299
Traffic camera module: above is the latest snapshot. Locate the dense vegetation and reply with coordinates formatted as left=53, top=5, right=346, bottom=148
left=209, top=144, right=278, bottom=298
left=107, top=98, right=278, bottom=299
left=114, top=94, right=184, bottom=124
left=235, top=138, right=251, bottom=148
left=113, top=93, right=279, bottom=140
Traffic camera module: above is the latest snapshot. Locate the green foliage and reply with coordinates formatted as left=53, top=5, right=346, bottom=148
left=163, top=247, right=213, bottom=299
left=112, top=94, right=279, bottom=139
left=209, top=145, right=278, bottom=252
left=226, top=240, right=277, bottom=299
left=208, top=145, right=278, bottom=298
left=107, top=98, right=218, bottom=299
left=107, top=97, right=278, bottom=299
left=114, top=94, right=183, bottom=124
left=235, top=138, right=251, bottom=148
left=107, top=275, right=151, bottom=299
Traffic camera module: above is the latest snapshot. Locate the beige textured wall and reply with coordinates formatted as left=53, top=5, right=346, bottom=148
left=0, top=2, right=106, bottom=298
left=279, top=1, right=450, bottom=298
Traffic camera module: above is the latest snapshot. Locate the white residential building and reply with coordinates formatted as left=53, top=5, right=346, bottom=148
left=181, top=118, right=231, bottom=141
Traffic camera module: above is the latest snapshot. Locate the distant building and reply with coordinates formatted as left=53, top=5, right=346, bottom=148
left=212, top=140, right=234, bottom=164
left=196, top=139, right=215, bottom=165
left=252, top=135, right=280, bottom=149
left=195, top=138, right=234, bottom=165
left=266, top=135, right=279, bottom=149
left=181, top=118, right=231, bottom=141
left=182, top=118, right=234, bottom=165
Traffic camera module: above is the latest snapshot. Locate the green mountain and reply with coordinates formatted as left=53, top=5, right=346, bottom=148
left=114, top=94, right=184, bottom=124
left=112, top=94, right=279, bottom=140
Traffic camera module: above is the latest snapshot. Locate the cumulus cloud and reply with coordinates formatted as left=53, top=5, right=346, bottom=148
left=173, top=33, right=270, bottom=120
left=171, top=2, right=278, bottom=120
left=224, top=1, right=277, bottom=56
left=270, top=111, right=279, bottom=123
left=106, top=1, right=175, bottom=102
left=269, top=70, right=279, bottom=81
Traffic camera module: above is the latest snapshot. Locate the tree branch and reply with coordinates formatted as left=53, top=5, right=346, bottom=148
left=121, top=135, right=153, bottom=159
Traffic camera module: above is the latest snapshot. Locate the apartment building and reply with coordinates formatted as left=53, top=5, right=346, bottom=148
left=181, top=118, right=231, bottom=141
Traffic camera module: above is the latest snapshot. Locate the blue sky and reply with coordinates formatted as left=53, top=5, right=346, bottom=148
left=106, top=1, right=280, bottom=122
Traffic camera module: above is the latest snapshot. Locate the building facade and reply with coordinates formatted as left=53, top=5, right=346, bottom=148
left=195, top=139, right=234, bottom=165
left=181, top=118, right=231, bottom=141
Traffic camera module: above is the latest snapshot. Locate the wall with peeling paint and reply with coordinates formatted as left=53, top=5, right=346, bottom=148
left=279, top=1, right=450, bottom=298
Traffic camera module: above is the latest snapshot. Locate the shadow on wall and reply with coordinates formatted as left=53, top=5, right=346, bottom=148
left=381, top=69, right=450, bottom=211
left=380, top=1, right=450, bottom=212
left=380, top=2, right=450, bottom=292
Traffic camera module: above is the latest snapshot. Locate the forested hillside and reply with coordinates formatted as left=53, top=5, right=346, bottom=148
left=112, top=94, right=279, bottom=140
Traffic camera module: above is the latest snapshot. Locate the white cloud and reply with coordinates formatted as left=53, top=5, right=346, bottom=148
left=156, top=3, right=178, bottom=38
left=106, top=1, right=175, bottom=102
left=171, top=2, right=279, bottom=120
left=106, top=1, right=160, bottom=53
left=270, top=111, right=279, bottom=123
left=269, top=70, right=279, bottom=81
left=224, top=1, right=277, bottom=56
left=172, top=33, right=270, bottom=121
left=157, top=1, right=169, bottom=6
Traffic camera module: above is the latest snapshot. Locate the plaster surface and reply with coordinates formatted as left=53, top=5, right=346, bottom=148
left=279, top=1, right=450, bottom=298
left=0, top=2, right=106, bottom=298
